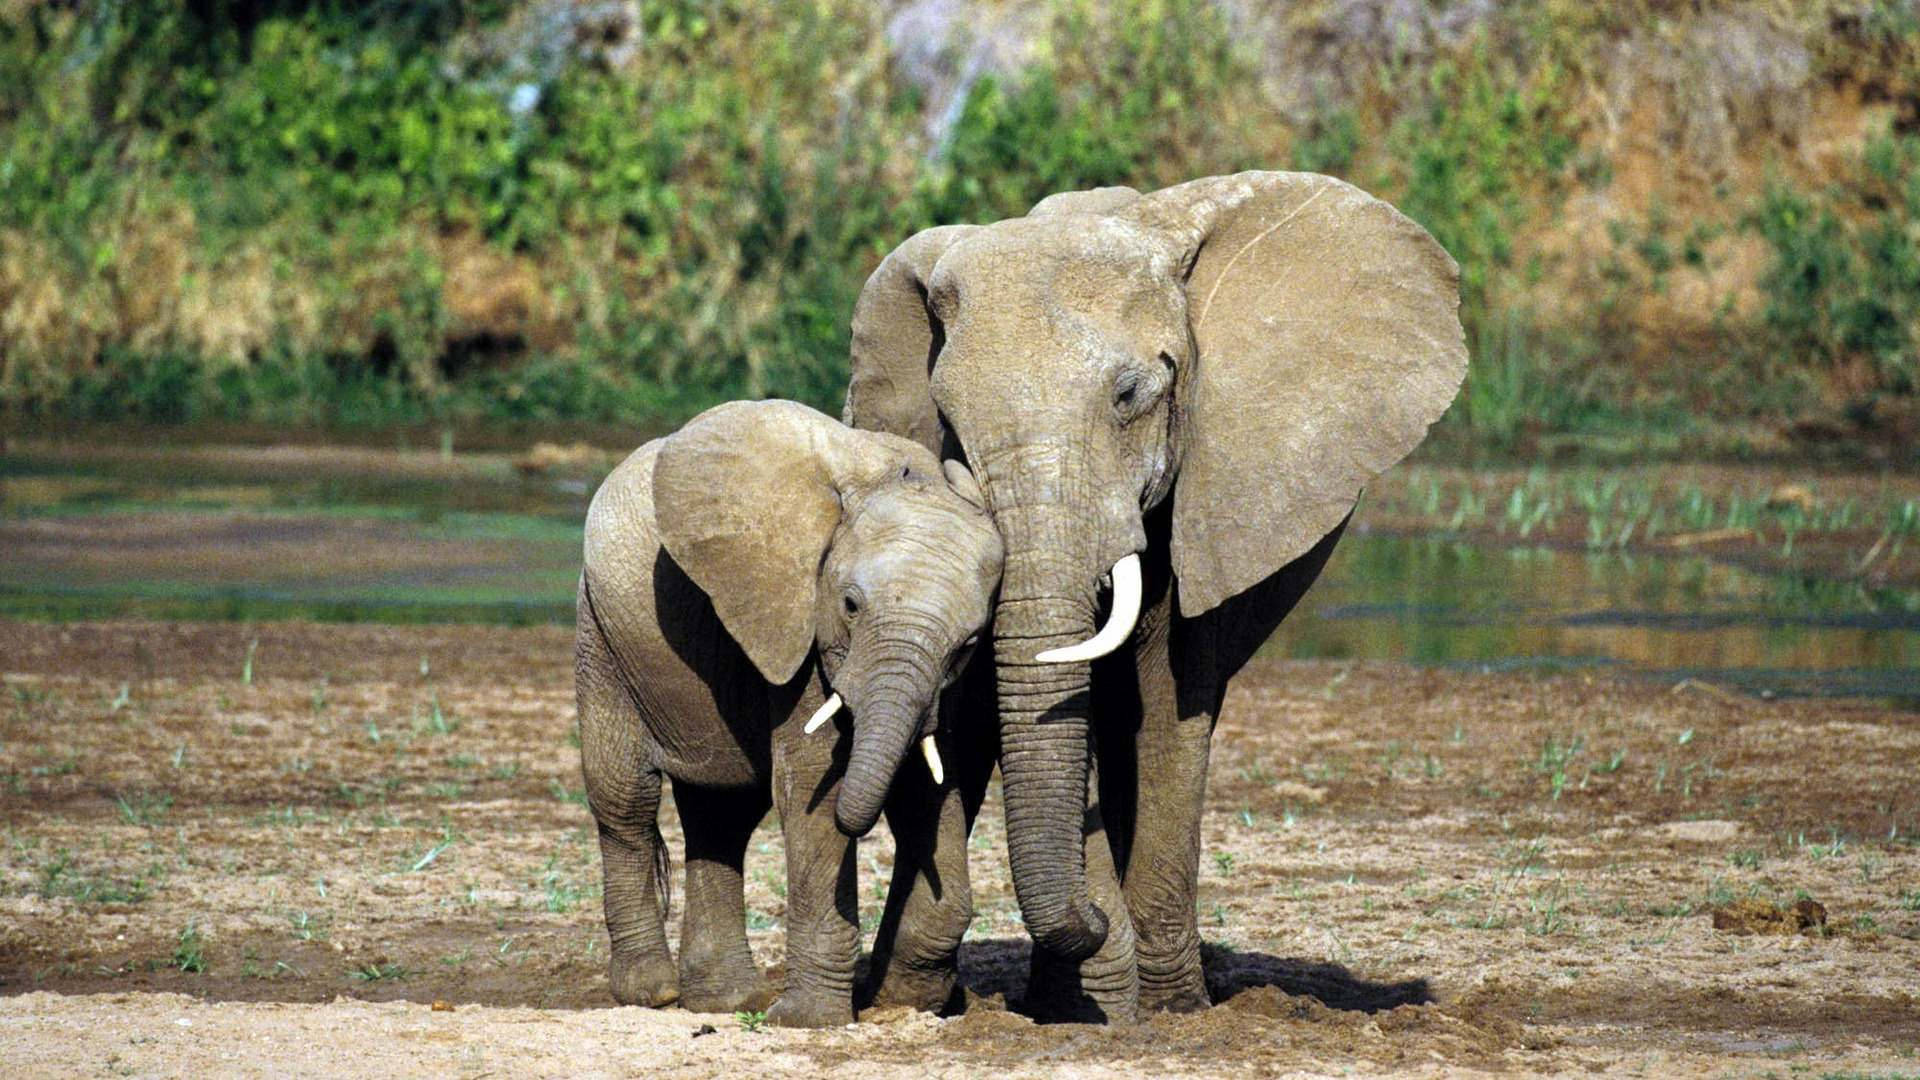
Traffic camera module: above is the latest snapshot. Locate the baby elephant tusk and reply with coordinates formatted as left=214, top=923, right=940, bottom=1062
left=1035, top=553, right=1143, bottom=663
left=803, top=692, right=843, bottom=734
left=920, top=735, right=944, bottom=785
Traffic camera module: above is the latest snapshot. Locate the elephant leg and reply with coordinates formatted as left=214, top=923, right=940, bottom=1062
left=672, top=778, right=776, bottom=1014
left=1117, top=515, right=1343, bottom=1010
left=1024, top=753, right=1139, bottom=1023
left=577, top=613, right=677, bottom=1007
left=864, top=762, right=971, bottom=1013
left=1120, top=710, right=1214, bottom=1011
left=1118, top=610, right=1217, bottom=1013
left=766, top=721, right=859, bottom=1028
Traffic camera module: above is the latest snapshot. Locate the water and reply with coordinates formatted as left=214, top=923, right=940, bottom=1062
left=1273, top=532, right=1920, bottom=705
left=4, top=451, right=1917, bottom=704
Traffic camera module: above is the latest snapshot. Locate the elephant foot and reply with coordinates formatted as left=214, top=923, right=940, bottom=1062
left=1139, top=977, right=1211, bottom=1013
left=767, top=988, right=854, bottom=1028
left=1138, top=945, right=1210, bottom=1013
left=680, top=977, right=776, bottom=1015
left=1023, top=948, right=1139, bottom=1024
left=678, top=951, right=775, bottom=1015
left=864, top=962, right=960, bottom=1014
left=609, top=949, right=680, bottom=1007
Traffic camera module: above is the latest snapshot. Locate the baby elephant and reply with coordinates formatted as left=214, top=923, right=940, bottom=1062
left=576, top=399, right=1002, bottom=1027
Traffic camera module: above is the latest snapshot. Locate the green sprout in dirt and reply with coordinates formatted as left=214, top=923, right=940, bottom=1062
left=1533, top=734, right=1586, bottom=800
left=115, top=791, right=173, bottom=827
left=1238, top=761, right=1276, bottom=786
left=735, top=1010, right=768, bottom=1033
left=174, top=923, right=207, bottom=973
left=1798, top=830, right=1848, bottom=861
left=538, top=849, right=591, bottom=913
left=419, top=690, right=459, bottom=735
left=38, top=850, right=154, bottom=905
left=408, top=826, right=458, bottom=873
left=1856, top=852, right=1883, bottom=885
left=349, top=961, right=410, bottom=982
left=1858, top=499, right=1920, bottom=572
left=1527, top=881, right=1572, bottom=936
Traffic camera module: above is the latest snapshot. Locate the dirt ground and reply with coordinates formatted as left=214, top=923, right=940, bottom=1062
left=1, top=621, right=1916, bottom=1077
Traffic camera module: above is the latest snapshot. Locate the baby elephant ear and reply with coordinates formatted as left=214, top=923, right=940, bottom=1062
left=1128, top=171, right=1468, bottom=617
left=941, top=459, right=986, bottom=510
left=1027, top=186, right=1140, bottom=217
left=652, top=401, right=848, bottom=684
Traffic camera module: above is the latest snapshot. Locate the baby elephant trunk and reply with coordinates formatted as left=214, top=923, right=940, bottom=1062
left=834, top=654, right=942, bottom=838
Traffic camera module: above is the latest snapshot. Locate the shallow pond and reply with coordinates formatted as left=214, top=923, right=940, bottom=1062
left=1271, top=531, right=1920, bottom=705
left=4, top=453, right=1916, bottom=704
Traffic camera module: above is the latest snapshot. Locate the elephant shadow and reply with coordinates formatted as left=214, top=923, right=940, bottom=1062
left=945, top=938, right=1432, bottom=1017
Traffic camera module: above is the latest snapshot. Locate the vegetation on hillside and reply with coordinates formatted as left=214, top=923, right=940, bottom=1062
left=1, top=0, right=1916, bottom=457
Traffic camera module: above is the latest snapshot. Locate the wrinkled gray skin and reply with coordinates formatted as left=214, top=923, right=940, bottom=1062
left=576, top=400, right=1003, bottom=1027
left=844, top=172, right=1467, bottom=1021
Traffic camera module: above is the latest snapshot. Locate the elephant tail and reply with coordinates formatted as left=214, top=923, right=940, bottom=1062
left=651, top=817, right=672, bottom=924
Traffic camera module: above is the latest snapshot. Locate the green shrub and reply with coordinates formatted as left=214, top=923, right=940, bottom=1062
left=922, top=0, right=1256, bottom=224
left=0, top=0, right=1911, bottom=452
left=1750, top=134, right=1920, bottom=396
left=1381, top=32, right=1588, bottom=449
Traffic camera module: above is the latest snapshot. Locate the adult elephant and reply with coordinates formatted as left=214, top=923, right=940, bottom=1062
left=842, top=171, right=1467, bottom=1021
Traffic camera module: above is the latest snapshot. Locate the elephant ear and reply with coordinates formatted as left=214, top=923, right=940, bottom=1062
left=844, top=224, right=977, bottom=454
left=1027, top=186, right=1140, bottom=217
left=653, top=400, right=851, bottom=684
left=1129, top=171, right=1467, bottom=617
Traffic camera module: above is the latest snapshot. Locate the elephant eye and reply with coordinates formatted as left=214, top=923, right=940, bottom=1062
left=1113, top=367, right=1164, bottom=423
left=843, top=592, right=861, bottom=618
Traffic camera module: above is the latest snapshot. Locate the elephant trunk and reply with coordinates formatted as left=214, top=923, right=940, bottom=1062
left=834, top=649, right=942, bottom=838
left=990, top=496, right=1109, bottom=961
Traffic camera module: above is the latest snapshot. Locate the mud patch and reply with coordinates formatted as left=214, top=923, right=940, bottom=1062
left=1711, top=897, right=1828, bottom=935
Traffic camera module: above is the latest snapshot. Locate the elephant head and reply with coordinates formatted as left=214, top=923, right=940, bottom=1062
left=844, top=172, right=1467, bottom=958
left=652, top=400, right=1003, bottom=837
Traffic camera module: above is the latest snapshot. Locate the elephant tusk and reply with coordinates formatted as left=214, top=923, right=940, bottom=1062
left=803, top=692, right=843, bottom=734
left=920, top=736, right=944, bottom=785
left=1035, top=553, right=1143, bottom=663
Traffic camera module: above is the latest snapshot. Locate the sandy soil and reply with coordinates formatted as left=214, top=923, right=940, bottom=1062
left=1, top=621, right=1916, bottom=1077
